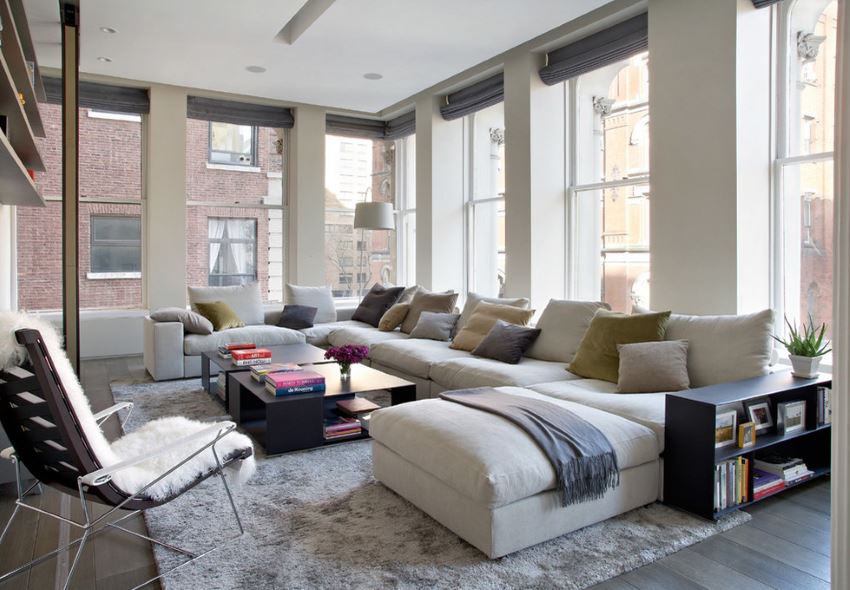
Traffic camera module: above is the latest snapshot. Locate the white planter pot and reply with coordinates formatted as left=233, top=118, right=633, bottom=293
left=789, top=354, right=823, bottom=378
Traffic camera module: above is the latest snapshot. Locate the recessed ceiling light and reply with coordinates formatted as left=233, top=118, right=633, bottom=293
left=97, top=56, right=112, bottom=63
left=99, top=27, right=117, bottom=34
left=246, top=65, right=267, bottom=74
left=363, top=72, right=383, bottom=80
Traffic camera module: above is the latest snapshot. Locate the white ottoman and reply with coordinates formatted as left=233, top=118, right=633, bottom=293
left=370, top=386, right=661, bottom=558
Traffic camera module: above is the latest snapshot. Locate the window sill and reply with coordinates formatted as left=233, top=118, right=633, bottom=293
left=86, top=272, right=142, bottom=280
left=205, top=162, right=262, bottom=173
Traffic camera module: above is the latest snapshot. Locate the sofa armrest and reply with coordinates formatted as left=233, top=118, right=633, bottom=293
left=143, top=317, right=185, bottom=381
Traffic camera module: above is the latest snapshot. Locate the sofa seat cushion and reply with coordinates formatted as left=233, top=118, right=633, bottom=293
left=183, top=325, right=305, bottom=356
left=369, top=339, right=472, bottom=379
left=528, top=380, right=666, bottom=447
left=300, top=320, right=373, bottom=347
left=369, top=386, right=659, bottom=507
left=327, top=327, right=409, bottom=348
left=429, top=356, right=579, bottom=390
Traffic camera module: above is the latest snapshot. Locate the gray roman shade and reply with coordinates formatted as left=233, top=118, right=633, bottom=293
left=187, top=96, right=294, bottom=129
left=326, top=110, right=415, bottom=140
left=539, top=13, right=648, bottom=86
left=439, top=73, right=504, bottom=121
left=43, top=76, right=150, bottom=114
left=752, top=0, right=781, bottom=7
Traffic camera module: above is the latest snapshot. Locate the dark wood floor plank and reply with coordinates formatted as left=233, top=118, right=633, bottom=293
left=783, top=486, right=832, bottom=515
left=658, top=548, right=772, bottom=590
left=125, top=356, right=148, bottom=382
left=721, top=523, right=831, bottom=581
left=0, top=491, right=38, bottom=590
left=690, top=535, right=829, bottom=590
left=620, top=561, right=706, bottom=590
left=745, top=494, right=831, bottom=532
left=587, top=577, right=639, bottom=590
left=91, top=503, right=161, bottom=590
left=746, top=509, right=830, bottom=556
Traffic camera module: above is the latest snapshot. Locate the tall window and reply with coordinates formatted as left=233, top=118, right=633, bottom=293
left=186, top=120, right=285, bottom=301
left=463, top=102, right=506, bottom=298
left=209, top=122, right=257, bottom=166
left=325, top=135, right=398, bottom=297
left=777, top=0, right=836, bottom=339
left=396, top=134, right=417, bottom=286
left=571, top=52, right=650, bottom=312
left=17, top=104, right=144, bottom=311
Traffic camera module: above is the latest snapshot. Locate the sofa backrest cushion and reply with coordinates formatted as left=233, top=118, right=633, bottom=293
left=400, top=291, right=459, bottom=334
left=285, top=284, right=336, bottom=324
left=662, top=309, right=775, bottom=387
left=526, top=299, right=610, bottom=363
left=352, top=284, right=404, bottom=327
left=149, top=307, right=214, bottom=335
left=188, top=283, right=264, bottom=326
left=456, top=292, right=530, bottom=333
left=450, top=301, right=535, bottom=352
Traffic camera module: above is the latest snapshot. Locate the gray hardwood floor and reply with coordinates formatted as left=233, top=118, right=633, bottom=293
left=0, top=356, right=832, bottom=589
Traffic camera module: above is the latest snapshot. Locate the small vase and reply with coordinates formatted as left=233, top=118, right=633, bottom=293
left=789, top=354, right=823, bottom=379
left=339, top=362, right=352, bottom=380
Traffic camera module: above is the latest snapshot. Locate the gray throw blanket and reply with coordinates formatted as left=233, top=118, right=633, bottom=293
left=440, top=388, right=619, bottom=507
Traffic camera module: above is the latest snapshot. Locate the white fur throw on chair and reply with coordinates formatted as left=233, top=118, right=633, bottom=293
left=0, top=312, right=255, bottom=501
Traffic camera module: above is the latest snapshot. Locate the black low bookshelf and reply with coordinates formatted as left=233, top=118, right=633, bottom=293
left=664, top=371, right=831, bottom=520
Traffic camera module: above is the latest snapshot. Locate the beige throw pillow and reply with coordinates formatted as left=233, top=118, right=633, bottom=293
left=450, top=301, right=535, bottom=351
left=616, top=340, right=690, bottom=393
left=400, top=291, right=459, bottom=334
left=456, top=292, right=530, bottom=332
left=378, top=303, right=410, bottom=331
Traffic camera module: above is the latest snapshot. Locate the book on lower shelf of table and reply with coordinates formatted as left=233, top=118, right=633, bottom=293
left=231, top=348, right=273, bottom=366
left=324, top=416, right=362, bottom=439
left=264, top=369, right=326, bottom=396
left=217, top=343, right=256, bottom=359
left=714, top=457, right=750, bottom=512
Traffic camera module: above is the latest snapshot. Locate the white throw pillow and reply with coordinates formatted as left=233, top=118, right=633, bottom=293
left=662, top=309, right=775, bottom=387
left=456, top=292, right=530, bottom=333
left=285, top=284, right=336, bottom=324
left=188, top=283, right=264, bottom=326
left=525, top=299, right=610, bottom=363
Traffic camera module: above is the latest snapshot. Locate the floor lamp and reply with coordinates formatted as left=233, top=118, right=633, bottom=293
left=353, top=202, right=395, bottom=297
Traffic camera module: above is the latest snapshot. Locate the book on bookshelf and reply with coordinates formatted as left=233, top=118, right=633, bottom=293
left=251, top=363, right=301, bottom=381
left=714, top=457, right=749, bottom=511
left=817, top=386, right=832, bottom=425
left=336, top=397, right=380, bottom=416
left=753, top=455, right=809, bottom=482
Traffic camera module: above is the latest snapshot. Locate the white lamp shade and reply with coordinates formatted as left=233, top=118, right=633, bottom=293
left=353, top=202, right=395, bottom=230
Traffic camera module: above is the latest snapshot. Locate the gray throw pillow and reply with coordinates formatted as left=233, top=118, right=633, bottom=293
left=150, top=307, right=214, bottom=335
left=409, top=312, right=460, bottom=341
left=277, top=305, right=318, bottom=330
left=401, top=290, right=459, bottom=334
left=616, top=340, right=690, bottom=393
left=352, top=284, right=405, bottom=327
left=471, top=320, right=541, bottom=365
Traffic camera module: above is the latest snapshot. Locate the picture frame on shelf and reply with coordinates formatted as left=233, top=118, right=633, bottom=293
left=737, top=421, right=756, bottom=448
left=777, top=400, right=806, bottom=435
left=715, top=410, right=737, bottom=448
left=744, top=398, right=774, bottom=432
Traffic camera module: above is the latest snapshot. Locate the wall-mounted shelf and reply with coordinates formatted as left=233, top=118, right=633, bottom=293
left=0, top=0, right=44, bottom=137
left=0, top=51, right=44, bottom=172
left=8, top=0, right=46, bottom=104
left=0, top=128, right=43, bottom=206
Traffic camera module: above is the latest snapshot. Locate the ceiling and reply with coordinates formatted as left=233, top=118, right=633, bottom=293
left=25, top=0, right=609, bottom=114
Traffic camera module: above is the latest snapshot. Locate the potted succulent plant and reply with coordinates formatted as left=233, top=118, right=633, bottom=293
left=773, top=315, right=832, bottom=378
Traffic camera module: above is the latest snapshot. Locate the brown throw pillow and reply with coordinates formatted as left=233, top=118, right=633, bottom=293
left=194, top=301, right=245, bottom=331
left=352, top=284, right=404, bottom=327
left=450, top=301, right=535, bottom=351
left=568, top=309, right=672, bottom=383
left=616, top=340, right=690, bottom=393
left=400, top=291, right=459, bottom=334
left=378, top=303, right=410, bottom=331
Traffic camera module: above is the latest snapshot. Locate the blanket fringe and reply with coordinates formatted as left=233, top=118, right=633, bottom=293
left=557, top=452, right=620, bottom=506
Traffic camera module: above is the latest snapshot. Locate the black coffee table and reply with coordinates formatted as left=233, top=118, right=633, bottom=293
left=229, top=363, right=416, bottom=455
left=201, top=343, right=329, bottom=407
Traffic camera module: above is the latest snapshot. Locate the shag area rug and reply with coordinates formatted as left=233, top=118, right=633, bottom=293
left=111, top=379, right=750, bottom=590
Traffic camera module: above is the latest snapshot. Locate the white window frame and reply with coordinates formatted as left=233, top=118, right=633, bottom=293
left=394, top=135, right=416, bottom=287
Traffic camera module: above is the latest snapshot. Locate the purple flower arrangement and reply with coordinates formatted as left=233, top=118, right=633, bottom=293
left=325, top=345, right=369, bottom=378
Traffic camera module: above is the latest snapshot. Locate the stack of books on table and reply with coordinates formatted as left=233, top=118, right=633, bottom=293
left=324, top=416, right=361, bottom=440
left=217, top=343, right=255, bottom=359
left=250, top=362, right=301, bottom=381
left=264, top=370, right=326, bottom=396
left=336, top=397, right=381, bottom=432
left=753, top=455, right=814, bottom=490
left=231, top=348, right=272, bottom=367
left=714, top=457, right=750, bottom=512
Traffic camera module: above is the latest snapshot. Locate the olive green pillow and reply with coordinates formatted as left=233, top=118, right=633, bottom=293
left=568, top=309, right=671, bottom=383
left=194, top=301, right=245, bottom=331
